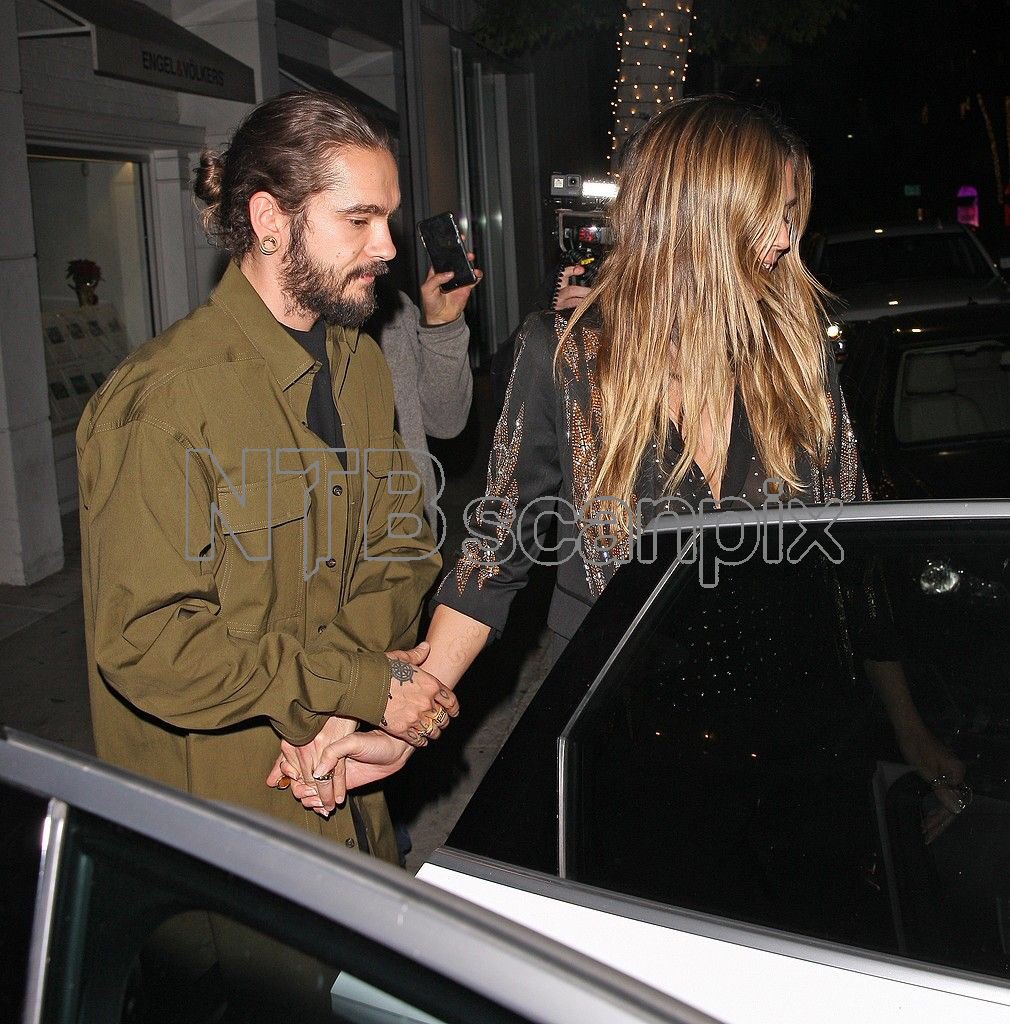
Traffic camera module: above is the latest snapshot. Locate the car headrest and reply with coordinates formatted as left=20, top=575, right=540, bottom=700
left=904, top=353, right=956, bottom=395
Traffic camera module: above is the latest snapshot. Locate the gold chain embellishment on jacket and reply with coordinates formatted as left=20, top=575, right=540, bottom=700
left=559, top=316, right=629, bottom=600
left=811, top=382, right=866, bottom=504
left=814, top=388, right=837, bottom=503
left=837, top=388, right=865, bottom=501
left=455, top=344, right=526, bottom=594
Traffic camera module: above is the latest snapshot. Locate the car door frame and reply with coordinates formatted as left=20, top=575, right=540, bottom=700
left=0, top=727, right=715, bottom=1024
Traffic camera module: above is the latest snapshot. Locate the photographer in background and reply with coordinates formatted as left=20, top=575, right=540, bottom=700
left=491, top=175, right=609, bottom=412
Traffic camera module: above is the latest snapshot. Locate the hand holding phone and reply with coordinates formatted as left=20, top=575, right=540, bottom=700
left=418, top=212, right=479, bottom=292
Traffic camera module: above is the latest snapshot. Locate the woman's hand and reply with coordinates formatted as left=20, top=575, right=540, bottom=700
left=866, top=659, right=969, bottom=845
left=266, top=641, right=435, bottom=814
left=894, top=716, right=968, bottom=844
left=275, top=730, right=413, bottom=810
left=265, top=714, right=357, bottom=816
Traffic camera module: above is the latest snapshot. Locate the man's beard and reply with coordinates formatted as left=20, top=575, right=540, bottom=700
left=281, top=222, right=389, bottom=327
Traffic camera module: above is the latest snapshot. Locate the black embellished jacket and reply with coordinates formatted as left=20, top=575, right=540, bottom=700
left=434, top=309, right=870, bottom=641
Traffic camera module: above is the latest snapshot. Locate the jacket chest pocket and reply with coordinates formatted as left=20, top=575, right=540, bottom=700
left=215, top=473, right=309, bottom=637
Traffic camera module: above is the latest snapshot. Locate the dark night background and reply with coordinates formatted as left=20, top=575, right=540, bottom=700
left=520, top=0, right=1010, bottom=260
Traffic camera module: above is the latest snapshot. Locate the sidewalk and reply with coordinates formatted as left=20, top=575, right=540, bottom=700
left=0, top=376, right=553, bottom=872
left=0, top=512, right=93, bottom=755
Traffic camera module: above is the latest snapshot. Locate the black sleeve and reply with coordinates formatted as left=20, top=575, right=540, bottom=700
left=489, top=326, right=519, bottom=418
left=821, top=355, right=895, bottom=656
left=433, top=312, right=563, bottom=636
left=839, top=558, right=901, bottom=663
left=490, top=266, right=567, bottom=417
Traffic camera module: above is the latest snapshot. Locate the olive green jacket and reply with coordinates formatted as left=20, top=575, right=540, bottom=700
left=77, top=263, right=440, bottom=860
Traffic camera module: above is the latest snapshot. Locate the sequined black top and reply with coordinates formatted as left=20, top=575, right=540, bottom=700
left=434, top=309, right=870, bottom=641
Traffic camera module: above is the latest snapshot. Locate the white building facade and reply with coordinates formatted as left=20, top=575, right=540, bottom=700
left=4, top=0, right=541, bottom=584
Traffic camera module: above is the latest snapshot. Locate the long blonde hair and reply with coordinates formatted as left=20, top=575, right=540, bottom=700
left=563, top=96, right=831, bottom=515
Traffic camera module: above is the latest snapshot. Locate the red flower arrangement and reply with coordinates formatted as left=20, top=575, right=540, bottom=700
left=67, top=259, right=102, bottom=306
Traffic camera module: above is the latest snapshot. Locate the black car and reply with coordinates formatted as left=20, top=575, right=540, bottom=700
left=420, top=502, right=1010, bottom=1024
left=804, top=223, right=1010, bottom=324
left=839, top=305, right=1010, bottom=498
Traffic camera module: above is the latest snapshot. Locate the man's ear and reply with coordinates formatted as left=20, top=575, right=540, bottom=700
left=248, top=191, right=291, bottom=253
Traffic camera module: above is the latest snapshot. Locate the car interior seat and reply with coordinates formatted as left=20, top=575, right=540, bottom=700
left=950, top=345, right=1010, bottom=433
left=897, top=352, right=986, bottom=442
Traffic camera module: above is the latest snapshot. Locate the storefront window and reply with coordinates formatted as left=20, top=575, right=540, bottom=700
left=28, top=153, right=154, bottom=506
left=29, top=153, right=153, bottom=350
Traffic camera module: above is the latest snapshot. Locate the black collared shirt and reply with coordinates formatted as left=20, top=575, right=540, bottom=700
left=283, top=319, right=347, bottom=468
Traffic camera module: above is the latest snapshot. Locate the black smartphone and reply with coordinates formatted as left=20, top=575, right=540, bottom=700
left=417, top=211, right=477, bottom=292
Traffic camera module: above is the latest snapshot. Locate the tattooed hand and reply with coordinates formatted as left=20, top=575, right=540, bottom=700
left=382, top=646, right=459, bottom=746
left=389, top=659, right=415, bottom=684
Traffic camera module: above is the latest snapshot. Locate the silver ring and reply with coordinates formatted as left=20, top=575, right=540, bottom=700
left=312, top=770, right=334, bottom=782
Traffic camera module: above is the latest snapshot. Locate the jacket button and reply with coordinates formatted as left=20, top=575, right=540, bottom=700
left=317, top=623, right=326, bottom=634
left=345, top=837, right=355, bottom=848
left=332, top=484, right=343, bottom=497
left=325, top=558, right=337, bottom=569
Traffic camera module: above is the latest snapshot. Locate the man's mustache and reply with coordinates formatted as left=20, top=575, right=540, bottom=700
left=349, top=260, right=389, bottom=280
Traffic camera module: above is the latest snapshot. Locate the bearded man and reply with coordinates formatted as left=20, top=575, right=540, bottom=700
left=76, top=91, right=456, bottom=863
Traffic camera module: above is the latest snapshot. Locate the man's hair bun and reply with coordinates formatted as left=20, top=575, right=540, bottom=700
left=193, top=150, right=224, bottom=206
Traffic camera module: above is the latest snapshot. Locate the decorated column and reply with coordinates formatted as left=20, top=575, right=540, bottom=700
left=610, top=1, right=695, bottom=169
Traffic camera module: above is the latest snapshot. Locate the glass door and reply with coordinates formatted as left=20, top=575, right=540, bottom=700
left=27, top=152, right=154, bottom=507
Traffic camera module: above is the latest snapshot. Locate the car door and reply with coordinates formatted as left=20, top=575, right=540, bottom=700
left=421, top=502, right=1010, bottom=1024
left=0, top=728, right=714, bottom=1024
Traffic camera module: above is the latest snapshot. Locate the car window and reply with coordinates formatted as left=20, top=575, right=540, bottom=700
left=838, top=327, right=884, bottom=403
left=894, top=340, right=1010, bottom=443
left=564, top=520, right=1010, bottom=983
left=820, top=233, right=993, bottom=290
left=0, top=781, right=49, bottom=1023
left=41, top=808, right=530, bottom=1024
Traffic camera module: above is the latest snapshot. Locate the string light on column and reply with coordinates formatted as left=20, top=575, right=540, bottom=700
left=610, top=1, right=694, bottom=168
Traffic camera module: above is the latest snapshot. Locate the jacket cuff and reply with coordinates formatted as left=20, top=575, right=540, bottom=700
left=339, top=651, right=392, bottom=726
left=419, top=316, right=468, bottom=345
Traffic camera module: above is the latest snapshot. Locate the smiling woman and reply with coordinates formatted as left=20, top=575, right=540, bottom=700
left=416, top=95, right=869, bottom=699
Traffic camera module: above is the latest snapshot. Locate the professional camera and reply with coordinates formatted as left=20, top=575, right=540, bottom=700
left=548, top=172, right=616, bottom=303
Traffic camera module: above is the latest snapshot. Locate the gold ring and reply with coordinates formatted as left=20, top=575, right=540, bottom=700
left=419, top=720, right=435, bottom=737
left=433, top=707, right=449, bottom=727
left=313, top=769, right=335, bottom=782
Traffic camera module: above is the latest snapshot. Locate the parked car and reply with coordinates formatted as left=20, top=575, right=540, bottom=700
left=839, top=305, right=1010, bottom=498
left=418, top=501, right=1010, bottom=1024
left=805, top=222, right=1010, bottom=323
left=0, top=727, right=716, bottom=1024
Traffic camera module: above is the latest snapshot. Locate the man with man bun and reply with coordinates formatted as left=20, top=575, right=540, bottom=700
left=77, top=90, right=456, bottom=862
